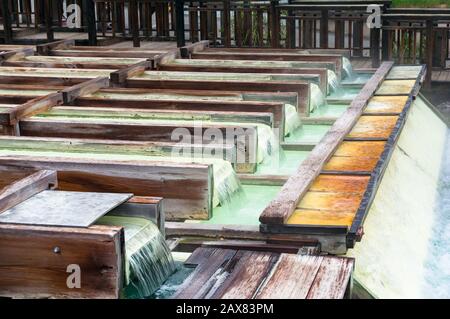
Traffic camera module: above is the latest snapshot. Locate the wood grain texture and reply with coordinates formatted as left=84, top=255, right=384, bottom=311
left=364, top=96, right=409, bottom=114
left=0, top=223, right=124, bottom=299
left=347, top=115, right=398, bottom=139
left=0, top=170, right=57, bottom=214
left=61, top=77, right=110, bottom=104
left=375, top=80, right=416, bottom=96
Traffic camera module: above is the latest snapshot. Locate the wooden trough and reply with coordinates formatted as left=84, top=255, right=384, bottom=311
left=0, top=166, right=165, bottom=299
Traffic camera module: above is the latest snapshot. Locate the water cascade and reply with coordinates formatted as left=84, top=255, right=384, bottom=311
left=310, top=83, right=328, bottom=112
left=342, top=57, right=354, bottom=79
left=96, top=216, right=176, bottom=298
left=327, top=70, right=340, bottom=93
left=284, top=103, right=302, bottom=136
left=423, top=129, right=450, bottom=298
left=346, top=96, right=448, bottom=298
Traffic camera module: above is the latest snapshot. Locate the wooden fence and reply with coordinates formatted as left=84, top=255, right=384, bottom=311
left=1, top=1, right=450, bottom=72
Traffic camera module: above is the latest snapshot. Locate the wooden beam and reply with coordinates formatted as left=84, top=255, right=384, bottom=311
left=259, top=61, right=394, bottom=225
left=36, top=39, right=75, bottom=56
left=0, top=48, right=34, bottom=63
left=0, top=170, right=57, bottom=214
left=0, top=93, right=63, bottom=126
left=110, top=61, right=152, bottom=85
left=180, top=40, right=210, bottom=58
left=0, top=157, right=213, bottom=221
left=0, top=223, right=124, bottom=299
left=1, top=1, right=13, bottom=43
left=61, top=77, right=110, bottom=104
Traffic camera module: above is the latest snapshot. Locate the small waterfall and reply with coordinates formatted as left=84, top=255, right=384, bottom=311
left=343, top=57, right=354, bottom=79
left=96, top=216, right=176, bottom=298
left=255, top=124, right=281, bottom=166
left=284, top=104, right=302, bottom=136
left=309, top=83, right=327, bottom=112
left=212, top=159, right=243, bottom=207
left=327, top=70, right=340, bottom=93
left=423, top=129, right=450, bottom=298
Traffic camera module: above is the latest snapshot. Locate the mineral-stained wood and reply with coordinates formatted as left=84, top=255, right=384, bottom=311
left=375, top=80, right=417, bottom=95
left=386, top=66, right=423, bottom=80
left=287, top=209, right=355, bottom=227
left=323, top=156, right=381, bottom=173
left=297, top=192, right=364, bottom=213
left=259, top=62, right=393, bottom=225
left=0, top=223, right=124, bottom=299
left=308, top=175, right=370, bottom=194
left=346, top=115, right=398, bottom=139
left=364, top=96, right=409, bottom=114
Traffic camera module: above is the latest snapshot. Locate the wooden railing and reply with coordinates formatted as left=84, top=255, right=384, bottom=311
left=1, top=1, right=450, bottom=77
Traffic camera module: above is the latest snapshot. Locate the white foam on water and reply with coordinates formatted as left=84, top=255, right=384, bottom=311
left=327, top=70, right=340, bottom=93
left=310, top=83, right=327, bottom=112
left=284, top=103, right=301, bottom=136
left=96, top=216, right=176, bottom=298
left=423, top=129, right=450, bottom=298
left=343, top=57, right=354, bottom=79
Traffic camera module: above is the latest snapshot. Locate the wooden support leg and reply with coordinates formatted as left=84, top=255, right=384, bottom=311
left=425, top=19, right=434, bottom=89
left=175, top=0, right=185, bottom=47
left=1, top=1, right=13, bottom=43
left=86, top=0, right=97, bottom=46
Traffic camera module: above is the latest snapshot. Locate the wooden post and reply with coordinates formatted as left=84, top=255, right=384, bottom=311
left=320, top=9, right=328, bottom=49
left=223, top=1, right=231, bottom=47
left=371, top=26, right=381, bottom=68
left=425, top=19, right=434, bottom=88
left=1, top=0, right=13, bottom=43
left=270, top=1, right=279, bottom=48
left=175, top=0, right=185, bottom=47
left=353, top=19, right=364, bottom=57
left=130, top=0, right=140, bottom=47
left=45, top=0, right=54, bottom=42
left=86, top=0, right=97, bottom=46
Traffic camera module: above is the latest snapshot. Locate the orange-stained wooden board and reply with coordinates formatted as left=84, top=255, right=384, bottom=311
left=386, top=66, right=423, bottom=80
left=323, top=156, right=380, bottom=172
left=347, top=115, right=398, bottom=139
left=309, top=174, right=370, bottom=194
left=296, top=192, right=364, bottom=212
left=333, top=141, right=386, bottom=157
left=375, top=80, right=416, bottom=95
left=364, top=96, right=409, bottom=114
left=287, top=209, right=355, bottom=227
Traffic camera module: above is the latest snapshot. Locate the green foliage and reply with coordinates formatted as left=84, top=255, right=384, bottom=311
left=392, top=0, right=450, bottom=8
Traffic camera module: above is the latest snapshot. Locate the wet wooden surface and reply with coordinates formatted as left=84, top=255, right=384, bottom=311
left=174, top=248, right=354, bottom=299
left=286, top=65, right=417, bottom=230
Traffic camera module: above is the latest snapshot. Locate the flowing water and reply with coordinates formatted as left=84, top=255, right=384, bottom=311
left=310, top=83, right=328, bottom=111
left=347, top=96, right=449, bottom=298
left=96, top=216, right=176, bottom=298
left=342, top=57, right=354, bottom=79
left=284, top=103, right=302, bottom=136
left=423, top=129, right=450, bottom=298
left=327, top=70, right=340, bottom=93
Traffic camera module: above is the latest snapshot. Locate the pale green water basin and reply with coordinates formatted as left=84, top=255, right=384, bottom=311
left=285, top=124, right=331, bottom=144
left=205, top=185, right=282, bottom=226
left=310, top=103, right=348, bottom=118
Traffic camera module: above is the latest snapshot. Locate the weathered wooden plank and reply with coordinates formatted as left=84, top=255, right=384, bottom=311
left=255, top=254, right=323, bottom=299
left=307, top=257, right=354, bottom=299
left=386, top=66, right=423, bottom=80
left=0, top=93, right=63, bottom=126
left=259, top=62, right=393, bottom=225
left=375, top=80, right=417, bottom=96
left=212, top=251, right=278, bottom=299
left=0, top=157, right=213, bottom=221
left=323, top=156, right=381, bottom=173
left=364, top=96, right=409, bottom=114
left=0, top=223, right=124, bottom=299
left=110, top=60, right=152, bottom=85
left=297, top=192, right=364, bottom=213
left=346, top=116, right=398, bottom=139
left=61, top=77, right=110, bottom=104
left=173, top=248, right=237, bottom=299
left=287, top=209, right=356, bottom=227
left=309, top=175, right=370, bottom=194
left=125, top=78, right=310, bottom=115
left=0, top=170, right=57, bottom=214
left=36, top=39, right=75, bottom=55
